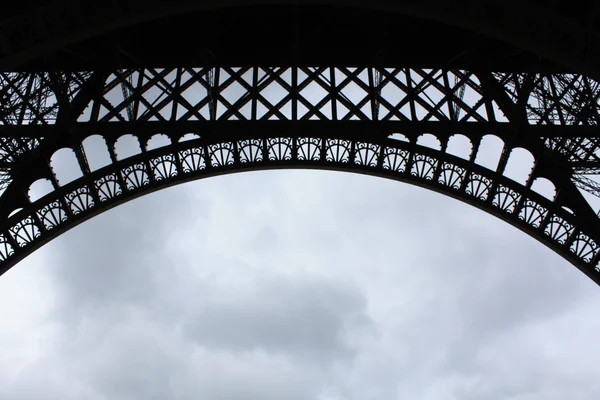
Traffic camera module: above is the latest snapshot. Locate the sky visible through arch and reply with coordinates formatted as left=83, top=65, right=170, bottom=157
left=1, top=69, right=600, bottom=399
left=3, top=169, right=600, bottom=399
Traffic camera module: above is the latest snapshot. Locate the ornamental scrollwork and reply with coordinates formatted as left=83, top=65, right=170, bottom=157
left=438, top=162, right=465, bottom=190
left=267, top=137, right=293, bottom=161
left=121, top=162, right=151, bottom=191
left=95, top=173, right=122, bottom=202
left=518, top=199, right=548, bottom=228
left=150, top=153, right=178, bottom=181
left=354, top=142, right=380, bottom=167
left=9, top=216, right=41, bottom=247
left=37, top=200, right=68, bottom=230
left=465, top=173, right=492, bottom=201
left=325, top=139, right=351, bottom=163
left=382, top=147, right=409, bottom=173
left=411, top=153, right=437, bottom=180
left=0, top=132, right=598, bottom=281
left=492, top=185, right=521, bottom=214
left=570, top=233, right=598, bottom=263
left=179, top=147, right=206, bottom=173
left=544, top=214, right=574, bottom=245
left=0, top=234, right=14, bottom=262
left=238, top=139, right=264, bottom=163
left=209, top=142, right=235, bottom=167
left=297, top=137, right=322, bottom=161
left=65, top=186, right=95, bottom=215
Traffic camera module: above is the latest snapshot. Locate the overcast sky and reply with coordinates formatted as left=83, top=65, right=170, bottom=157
left=1, top=166, right=600, bottom=400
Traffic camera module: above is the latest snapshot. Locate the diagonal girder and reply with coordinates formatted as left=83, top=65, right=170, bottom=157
left=0, top=70, right=92, bottom=191
left=2, top=67, right=599, bottom=183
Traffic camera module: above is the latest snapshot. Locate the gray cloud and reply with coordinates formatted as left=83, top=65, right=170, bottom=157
left=45, top=184, right=210, bottom=323
left=2, top=170, right=600, bottom=400
left=183, top=273, right=372, bottom=365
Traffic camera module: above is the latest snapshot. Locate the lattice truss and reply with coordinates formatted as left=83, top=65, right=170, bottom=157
left=4, top=67, right=599, bottom=193
left=0, top=71, right=90, bottom=187
left=0, top=66, right=599, bottom=283
left=498, top=72, right=600, bottom=166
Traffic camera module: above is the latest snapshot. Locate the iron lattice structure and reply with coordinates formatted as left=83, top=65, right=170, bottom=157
left=0, top=1, right=600, bottom=284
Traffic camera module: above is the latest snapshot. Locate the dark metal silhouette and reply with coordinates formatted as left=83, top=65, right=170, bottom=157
left=1, top=2, right=599, bottom=284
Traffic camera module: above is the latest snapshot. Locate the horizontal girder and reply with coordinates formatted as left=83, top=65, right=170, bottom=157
left=2, top=120, right=599, bottom=139
left=0, top=1, right=599, bottom=79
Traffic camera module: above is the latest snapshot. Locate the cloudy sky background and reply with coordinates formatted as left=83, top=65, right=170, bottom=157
left=1, top=165, right=600, bottom=399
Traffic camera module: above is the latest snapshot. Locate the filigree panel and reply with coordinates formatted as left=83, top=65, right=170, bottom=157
left=411, top=153, right=437, bottom=180
left=121, top=163, right=151, bottom=190
left=493, top=185, right=521, bottom=214
left=354, top=142, right=380, bottom=167
left=438, top=162, right=465, bottom=190
left=518, top=199, right=548, bottom=228
left=65, top=186, right=95, bottom=215
left=544, top=215, right=574, bottom=245
left=150, top=154, right=178, bottom=181
left=37, top=200, right=68, bottom=230
left=179, top=147, right=206, bottom=173
left=297, top=137, right=322, bottom=161
left=325, top=139, right=351, bottom=163
left=382, top=147, right=409, bottom=173
left=0, top=235, right=14, bottom=262
left=95, top=173, right=122, bottom=201
left=208, top=143, right=235, bottom=167
left=9, top=217, right=41, bottom=247
left=465, top=173, right=491, bottom=201
left=267, top=137, right=293, bottom=161
left=238, top=139, right=264, bottom=163
left=570, top=233, right=598, bottom=263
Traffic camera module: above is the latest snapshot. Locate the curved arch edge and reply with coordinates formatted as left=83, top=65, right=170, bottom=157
left=1, top=134, right=599, bottom=284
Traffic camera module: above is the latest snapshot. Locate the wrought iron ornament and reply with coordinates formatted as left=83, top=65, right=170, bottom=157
left=0, top=129, right=598, bottom=277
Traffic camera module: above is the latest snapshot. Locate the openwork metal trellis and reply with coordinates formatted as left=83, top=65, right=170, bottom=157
left=1, top=1, right=600, bottom=285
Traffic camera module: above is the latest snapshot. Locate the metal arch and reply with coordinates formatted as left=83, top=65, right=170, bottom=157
left=1, top=65, right=600, bottom=284
left=0, top=132, right=598, bottom=283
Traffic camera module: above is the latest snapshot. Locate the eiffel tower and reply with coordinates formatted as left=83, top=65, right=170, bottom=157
left=1, top=0, right=600, bottom=284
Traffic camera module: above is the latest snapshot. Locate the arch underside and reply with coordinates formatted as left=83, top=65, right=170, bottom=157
left=0, top=64, right=599, bottom=284
left=0, top=132, right=599, bottom=284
